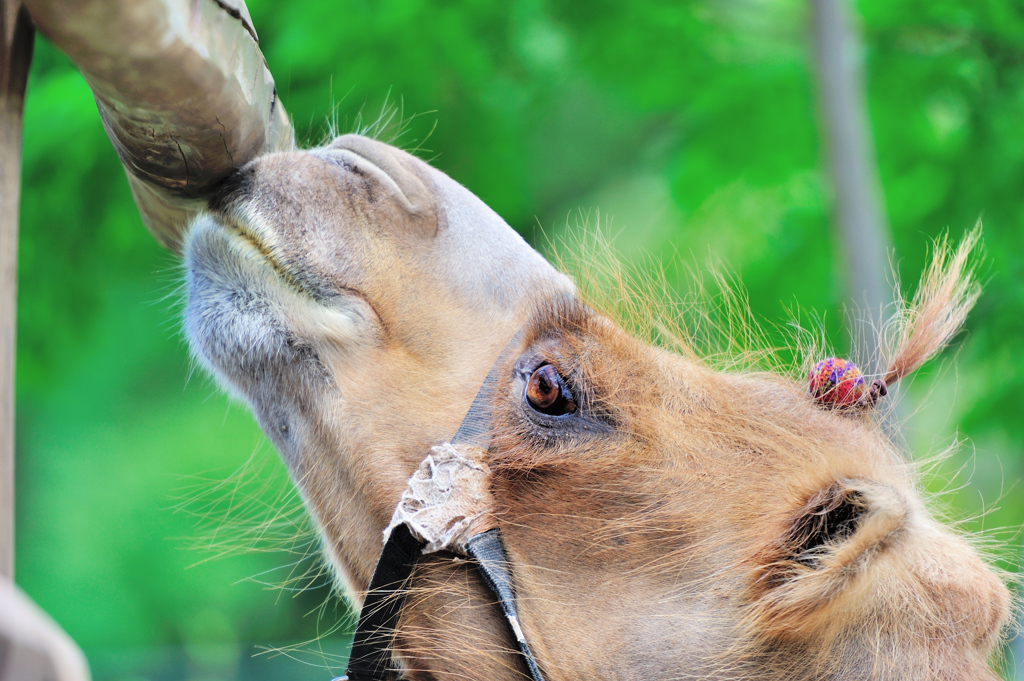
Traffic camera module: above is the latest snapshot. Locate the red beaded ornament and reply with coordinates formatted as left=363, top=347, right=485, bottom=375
left=808, top=357, right=866, bottom=408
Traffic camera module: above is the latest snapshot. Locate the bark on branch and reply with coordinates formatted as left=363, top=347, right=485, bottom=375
left=24, top=0, right=295, bottom=250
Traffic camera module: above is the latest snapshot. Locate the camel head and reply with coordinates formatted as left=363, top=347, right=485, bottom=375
left=183, top=134, right=1008, bottom=680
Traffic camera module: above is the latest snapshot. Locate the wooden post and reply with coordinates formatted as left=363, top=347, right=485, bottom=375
left=0, top=2, right=284, bottom=677
left=809, top=0, right=892, bottom=367
left=0, top=0, right=33, bottom=581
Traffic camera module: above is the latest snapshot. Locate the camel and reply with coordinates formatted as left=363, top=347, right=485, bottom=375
left=0, top=2, right=1005, bottom=679
left=183, top=133, right=1009, bottom=680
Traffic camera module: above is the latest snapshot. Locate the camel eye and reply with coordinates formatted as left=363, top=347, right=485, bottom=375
left=525, top=364, right=577, bottom=416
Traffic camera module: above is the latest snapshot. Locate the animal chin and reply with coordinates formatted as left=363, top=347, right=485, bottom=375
left=183, top=213, right=377, bottom=396
left=183, top=214, right=296, bottom=386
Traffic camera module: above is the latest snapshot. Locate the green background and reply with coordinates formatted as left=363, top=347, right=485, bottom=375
left=14, top=0, right=1024, bottom=678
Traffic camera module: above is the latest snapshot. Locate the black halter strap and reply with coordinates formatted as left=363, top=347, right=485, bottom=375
left=337, top=331, right=546, bottom=681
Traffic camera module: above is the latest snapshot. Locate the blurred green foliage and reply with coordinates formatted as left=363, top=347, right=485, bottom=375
left=13, top=0, right=1024, bottom=679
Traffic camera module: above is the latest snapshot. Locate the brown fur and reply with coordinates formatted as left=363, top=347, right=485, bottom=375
left=183, top=135, right=1009, bottom=680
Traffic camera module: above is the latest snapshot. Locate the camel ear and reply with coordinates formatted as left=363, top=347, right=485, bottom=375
left=749, top=480, right=908, bottom=639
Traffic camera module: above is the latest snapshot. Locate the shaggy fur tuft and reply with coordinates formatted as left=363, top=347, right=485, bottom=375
left=882, top=226, right=982, bottom=387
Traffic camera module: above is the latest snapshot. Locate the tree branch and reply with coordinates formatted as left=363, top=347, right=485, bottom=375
left=23, top=0, right=295, bottom=250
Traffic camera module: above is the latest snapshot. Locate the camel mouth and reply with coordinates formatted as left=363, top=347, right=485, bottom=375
left=193, top=133, right=434, bottom=308
left=200, top=210, right=338, bottom=309
left=183, top=214, right=310, bottom=329
left=223, top=215, right=302, bottom=286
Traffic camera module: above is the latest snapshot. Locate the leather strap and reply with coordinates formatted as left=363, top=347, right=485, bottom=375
left=341, top=523, right=424, bottom=681
left=465, top=530, right=545, bottom=681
